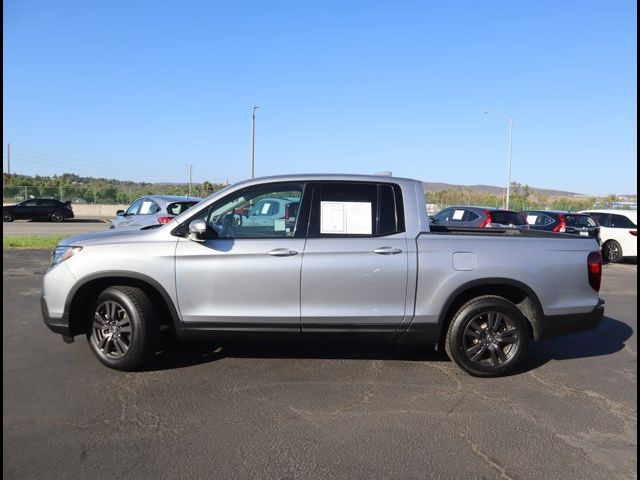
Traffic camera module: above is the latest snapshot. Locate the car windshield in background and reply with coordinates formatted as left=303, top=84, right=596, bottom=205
left=565, top=215, right=597, bottom=228
left=167, top=202, right=199, bottom=216
left=491, top=211, right=526, bottom=225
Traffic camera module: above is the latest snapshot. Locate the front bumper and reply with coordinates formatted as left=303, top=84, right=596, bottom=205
left=538, top=299, right=605, bottom=339
left=40, top=295, right=74, bottom=342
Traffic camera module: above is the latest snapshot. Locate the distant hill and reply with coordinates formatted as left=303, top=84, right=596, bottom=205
left=423, top=182, right=582, bottom=197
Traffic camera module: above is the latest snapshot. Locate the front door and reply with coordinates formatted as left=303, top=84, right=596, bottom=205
left=175, top=182, right=309, bottom=332
left=300, top=182, right=409, bottom=333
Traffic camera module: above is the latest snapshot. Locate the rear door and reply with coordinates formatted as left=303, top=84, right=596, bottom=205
left=300, top=182, right=408, bottom=333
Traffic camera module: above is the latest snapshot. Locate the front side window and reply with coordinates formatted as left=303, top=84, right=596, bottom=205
left=126, top=199, right=144, bottom=216
left=586, top=213, right=610, bottom=227
left=433, top=209, right=453, bottom=223
left=193, top=183, right=304, bottom=238
left=565, top=215, right=597, bottom=228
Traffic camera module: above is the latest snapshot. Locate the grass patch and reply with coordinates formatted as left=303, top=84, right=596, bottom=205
left=3, top=235, right=68, bottom=250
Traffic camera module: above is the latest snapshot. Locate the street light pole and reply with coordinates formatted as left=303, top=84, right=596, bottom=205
left=483, top=110, right=513, bottom=210
left=250, top=105, right=258, bottom=178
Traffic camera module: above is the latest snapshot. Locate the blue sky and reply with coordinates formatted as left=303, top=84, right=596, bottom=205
left=3, top=0, right=637, bottom=195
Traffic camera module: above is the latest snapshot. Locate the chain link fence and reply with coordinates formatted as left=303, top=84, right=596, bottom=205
left=2, top=185, right=219, bottom=205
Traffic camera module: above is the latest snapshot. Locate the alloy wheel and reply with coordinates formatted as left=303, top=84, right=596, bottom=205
left=91, top=300, right=133, bottom=359
left=462, top=311, right=519, bottom=367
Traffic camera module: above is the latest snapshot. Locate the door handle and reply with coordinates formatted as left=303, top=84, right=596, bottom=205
left=373, top=247, right=404, bottom=255
left=268, top=248, right=298, bottom=257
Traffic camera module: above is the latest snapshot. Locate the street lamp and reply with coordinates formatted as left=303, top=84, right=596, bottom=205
left=483, top=110, right=513, bottom=210
left=250, top=105, right=259, bottom=178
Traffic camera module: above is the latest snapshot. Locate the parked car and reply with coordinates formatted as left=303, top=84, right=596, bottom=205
left=522, top=211, right=600, bottom=241
left=579, top=209, right=637, bottom=263
left=3, top=198, right=74, bottom=222
left=42, top=174, right=603, bottom=377
left=431, top=206, right=528, bottom=229
left=110, top=195, right=202, bottom=230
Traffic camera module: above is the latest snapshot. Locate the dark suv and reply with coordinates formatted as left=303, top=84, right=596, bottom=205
left=3, top=198, right=74, bottom=222
left=431, top=206, right=528, bottom=229
left=522, top=211, right=600, bottom=241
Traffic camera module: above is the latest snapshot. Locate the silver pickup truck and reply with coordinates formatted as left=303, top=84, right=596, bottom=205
left=41, top=174, right=604, bottom=376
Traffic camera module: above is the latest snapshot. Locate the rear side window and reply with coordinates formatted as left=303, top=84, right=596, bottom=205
left=491, top=211, right=526, bottom=226
left=565, top=215, right=597, bottom=228
left=37, top=199, right=58, bottom=206
left=309, top=182, right=404, bottom=237
left=609, top=214, right=636, bottom=228
left=524, top=213, right=554, bottom=226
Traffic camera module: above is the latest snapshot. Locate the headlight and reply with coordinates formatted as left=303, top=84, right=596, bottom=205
left=50, top=246, right=83, bottom=267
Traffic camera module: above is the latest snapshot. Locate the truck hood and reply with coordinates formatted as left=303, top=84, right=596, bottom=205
left=58, top=224, right=174, bottom=247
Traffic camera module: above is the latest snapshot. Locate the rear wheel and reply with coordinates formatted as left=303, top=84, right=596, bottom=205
left=3, top=211, right=14, bottom=222
left=50, top=211, right=65, bottom=222
left=87, top=286, right=160, bottom=371
left=445, top=295, right=529, bottom=377
left=603, top=240, right=623, bottom=263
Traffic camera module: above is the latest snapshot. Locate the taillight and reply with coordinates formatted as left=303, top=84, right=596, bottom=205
left=157, top=216, right=173, bottom=224
left=587, top=251, right=602, bottom=292
left=553, top=213, right=567, bottom=233
left=479, top=210, right=492, bottom=228
left=630, top=231, right=637, bottom=236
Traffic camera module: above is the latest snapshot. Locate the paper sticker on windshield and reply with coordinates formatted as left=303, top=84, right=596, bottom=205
left=261, top=203, right=271, bottom=214
left=320, top=202, right=372, bottom=234
left=140, top=201, right=154, bottom=215
left=452, top=209, right=465, bottom=221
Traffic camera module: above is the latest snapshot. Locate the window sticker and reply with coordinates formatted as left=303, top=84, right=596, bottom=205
left=273, top=218, right=286, bottom=232
left=452, top=209, right=465, bottom=221
left=320, top=201, right=372, bottom=235
left=526, top=215, right=538, bottom=225
left=140, top=201, right=154, bottom=215
left=261, top=203, right=271, bottom=215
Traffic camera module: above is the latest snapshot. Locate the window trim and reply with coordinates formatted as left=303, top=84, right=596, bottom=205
left=171, top=181, right=311, bottom=239
left=306, top=181, right=406, bottom=239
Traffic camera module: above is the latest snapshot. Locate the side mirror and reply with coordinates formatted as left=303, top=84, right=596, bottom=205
left=116, top=210, right=125, bottom=216
left=188, top=219, right=208, bottom=241
left=428, top=216, right=435, bottom=223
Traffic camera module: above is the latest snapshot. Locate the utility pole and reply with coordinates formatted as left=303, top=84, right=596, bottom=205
left=483, top=110, right=513, bottom=210
left=250, top=105, right=258, bottom=178
left=7, top=143, right=10, bottom=177
left=188, top=164, right=193, bottom=197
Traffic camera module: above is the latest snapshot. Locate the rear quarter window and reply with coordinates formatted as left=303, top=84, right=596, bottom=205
left=609, top=214, right=636, bottom=228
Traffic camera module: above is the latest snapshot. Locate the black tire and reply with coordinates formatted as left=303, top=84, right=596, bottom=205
left=3, top=211, right=14, bottom=222
left=50, top=211, right=65, bottom=222
left=444, top=295, right=529, bottom=377
left=87, top=286, right=160, bottom=371
left=602, top=240, right=623, bottom=263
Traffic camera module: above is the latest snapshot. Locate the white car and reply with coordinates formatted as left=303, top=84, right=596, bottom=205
left=579, top=209, right=637, bottom=263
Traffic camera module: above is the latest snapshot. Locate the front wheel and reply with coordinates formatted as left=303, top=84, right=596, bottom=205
left=445, top=295, right=529, bottom=377
left=603, top=240, right=623, bottom=263
left=87, top=286, right=160, bottom=371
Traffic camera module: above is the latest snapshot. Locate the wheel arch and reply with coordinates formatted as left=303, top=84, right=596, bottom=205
left=438, top=278, right=545, bottom=342
left=65, top=271, right=185, bottom=339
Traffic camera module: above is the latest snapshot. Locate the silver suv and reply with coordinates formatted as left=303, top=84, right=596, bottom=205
left=110, top=195, right=201, bottom=230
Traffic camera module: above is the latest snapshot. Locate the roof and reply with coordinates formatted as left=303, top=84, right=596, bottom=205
left=579, top=209, right=637, bottom=217
left=140, top=195, right=202, bottom=204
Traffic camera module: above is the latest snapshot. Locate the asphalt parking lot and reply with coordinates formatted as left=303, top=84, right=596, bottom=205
left=3, top=250, right=637, bottom=480
left=2, top=219, right=111, bottom=237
